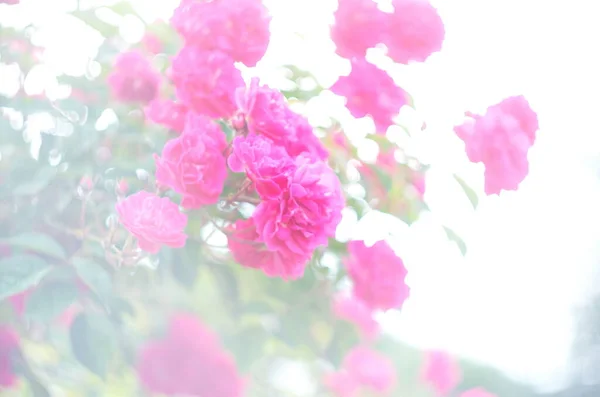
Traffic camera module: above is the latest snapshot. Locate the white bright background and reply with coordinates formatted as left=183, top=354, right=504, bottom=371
left=3, top=0, right=600, bottom=393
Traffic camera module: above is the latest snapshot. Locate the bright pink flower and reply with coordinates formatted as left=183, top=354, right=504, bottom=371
left=420, top=350, right=462, bottom=396
left=253, top=155, right=344, bottom=259
left=137, top=313, right=244, bottom=397
left=326, top=346, right=397, bottom=397
left=228, top=134, right=294, bottom=200
left=455, top=95, right=539, bottom=195
left=345, top=240, right=410, bottom=311
left=383, top=0, right=445, bottom=64
left=228, top=218, right=311, bottom=279
left=460, top=388, right=497, bottom=397
left=108, top=51, right=160, bottom=104
left=171, top=0, right=271, bottom=67
left=116, top=191, right=188, bottom=254
left=331, top=0, right=387, bottom=59
left=333, top=293, right=379, bottom=340
left=331, top=58, right=408, bottom=134
left=0, top=326, right=19, bottom=388
left=238, top=79, right=328, bottom=159
left=145, top=99, right=189, bottom=133
left=171, top=47, right=243, bottom=119
left=154, top=113, right=227, bottom=208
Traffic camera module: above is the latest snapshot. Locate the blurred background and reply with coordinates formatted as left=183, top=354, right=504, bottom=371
left=2, top=0, right=600, bottom=396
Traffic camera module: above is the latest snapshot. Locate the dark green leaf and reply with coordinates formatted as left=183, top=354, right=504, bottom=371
left=443, top=226, right=467, bottom=256
left=0, top=255, right=51, bottom=300
left=72, top=257, right=113, bottom=303
left=454, top=174, right=479, bottom=209
left=70, top=312, right=116, bottom=379
left=2, top=232, right=67, bottom=260
left=25, top=281, right=79, bottom=323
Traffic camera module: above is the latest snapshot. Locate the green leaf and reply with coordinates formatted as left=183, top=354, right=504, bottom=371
left=12, top=167, right=58, bottom=196
left=2, top=233, right=67, bottom=260
left=443, top=226, right=467, bottom=256
left=454, top=174, right=479, bottom=209
left=0, top=255, right=51, bottom=300
left=72, top=257, right=113, bottom=303
left=70, top=312, right=117, bottom=379
left=25, top=281, right=79, bottom=323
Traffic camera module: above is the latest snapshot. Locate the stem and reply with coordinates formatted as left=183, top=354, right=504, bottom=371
left=237, top=195, right=260, bottom=205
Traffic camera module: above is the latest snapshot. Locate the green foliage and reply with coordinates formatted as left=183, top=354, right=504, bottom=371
left=0, top=255, right=51, bottom=300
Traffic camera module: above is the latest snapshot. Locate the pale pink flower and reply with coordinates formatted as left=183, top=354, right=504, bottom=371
left=455, top=95, right=539, bottom=195
left=460, top=388, right=497, bottom=397
left=333, top=293, right=379, bottom=340
left=171, top=0, right=271, bottom=66
left=228, top=218, right=311, bottom=279
left=331, top=58, right=408, bottom=134
left=154, top=113, right=227, bottom=208
left=326, top=346, right=397, bottom=397
left=413, top=173, right=426, bottom=198
left=237, top=79, right=328, bottom=159
left=116, top=191, right=188, bottom=254
left=171, top=47, right=243, bottom=119
left=108, top=51, right=160, bottom=103
left=145, top=99, right=189, bottom=133
left=228, top=134, right=294, bottom=200
left=383, top=0, right=445, bottom=64
left=0, top=326, right=19, bottom=388
left=331, top=0, right=387, bottom=59
left=137, top=313, right=244, bottom=397
left=345, top=240, right=410, bottom=311
left=142, top=33, right=162, bottom=54
left=253, top=155, right=345, bottom=259
left=420, top=350, right=462, bottom=396
left=0, top=0, right=20, bottom=5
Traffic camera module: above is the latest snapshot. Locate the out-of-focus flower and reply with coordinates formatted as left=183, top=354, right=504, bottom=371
left=108, top=51, right=160, bottom=104
left=420, top=350, right=462, bottom=396
left=331, top=0, right=387, bottom=59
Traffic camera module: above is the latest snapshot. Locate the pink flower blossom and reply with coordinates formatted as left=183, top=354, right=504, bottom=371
left=420, top=350, right=462, bottom=396
left=0, top=326, right=19, bottom=388
left=331, top=58, right=408, bottom=134
left=383, top=0, right=445, bottom=64
left=0, top=0, right=19, bottom=4
left=253, top=155, right=345, bottom=259
left=333, top=293, right=379, bottom=340
left=116, top=191, right=188, bottom=254
left=237, top=79, right=328, bottom=160
left=345, top=240, right=410, bottom=311
left=171, top=47, right=243, bottom=119
left=326, top=346, right=397, bottom=397
left=413, top=173, right=426, bottom=198
left=145, top=99, right=189, bottom=133
left=142, top=33, right=162, bottom=54
left=108, top=51, right=160, bottom=104
left=171, top=0, right=271, bottom=67
left=460, top=388, right=497, bottom=397
left=137, top=313, right=244, bottom=397
left=454, top=95, right=539, bottom=195
left=228, top=218, right=311, bottom=279
left=154, top=114, right=227, bottom=208
left=331, top=0, right=387, bottom=59
left=228, top=134, right=294, bottom=200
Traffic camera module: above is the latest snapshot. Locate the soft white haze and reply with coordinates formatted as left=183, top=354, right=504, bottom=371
left=3, top=0, right=600, bottom=392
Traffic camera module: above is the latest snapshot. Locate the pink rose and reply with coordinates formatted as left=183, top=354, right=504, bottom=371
left=333, top=293, right=379, bottom=340
left=331, top=58, right=408, bottom=134
left=107, top=51, right=160, bottom=104
left=171, top=46, right=244, bottom=119
left=227, top=134, right=294, bottom=200
left=0, top=326, right=19, bottom=388
left=154, top=113, right=227, bottom=208
left=326, top=346, right=397, bottom=397
left=116, top=191, right=188, bottom=254
left=420, top=350, right=462, bottom=396
left=228, top=218, right=311, bottom=279
left=331, top=0, right=387, bottom=59
left=253, top=155, right=345, bottom=259
left=455, top=95, right=539, bottom=195
left=383, top=0, right=445, bottom=64
left=137, top=313, right=245, bottom=397
left=145, top=99, right=189, bottom=133
left=345, top=240, right=410, bottom=311
left=171, top=0, right=271, bottom=67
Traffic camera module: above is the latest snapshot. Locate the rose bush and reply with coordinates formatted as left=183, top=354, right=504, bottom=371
left=0, top=0, right=539, bottom=396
